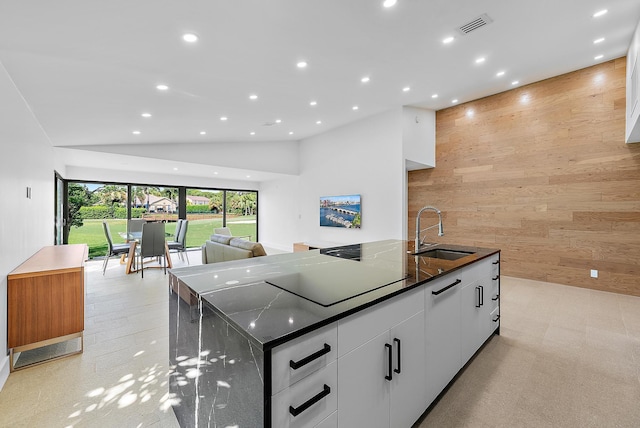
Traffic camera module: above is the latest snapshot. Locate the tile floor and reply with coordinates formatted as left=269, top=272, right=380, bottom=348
left=1, top=252, right=639, bottom=427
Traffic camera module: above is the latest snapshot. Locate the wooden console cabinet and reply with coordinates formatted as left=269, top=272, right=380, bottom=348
left=7, top=244, right=88, bottom=371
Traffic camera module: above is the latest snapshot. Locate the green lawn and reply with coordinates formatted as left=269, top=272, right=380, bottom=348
left=69, top=217, right=257, bottom=259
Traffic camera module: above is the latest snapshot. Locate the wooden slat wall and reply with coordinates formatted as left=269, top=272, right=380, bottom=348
left=408, top=57, right=640, bottom=296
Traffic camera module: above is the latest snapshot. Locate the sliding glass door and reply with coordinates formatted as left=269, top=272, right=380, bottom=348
left=225, top=191, right=258, bottom=241
left=57, top=179, right=259, bottom=258
left=66, top=182, right=128, bottom=259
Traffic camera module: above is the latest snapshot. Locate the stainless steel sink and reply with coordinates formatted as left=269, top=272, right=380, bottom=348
left=414, top=249, right=474, bottom=260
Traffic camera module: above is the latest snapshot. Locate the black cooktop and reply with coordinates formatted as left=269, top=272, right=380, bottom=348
left=265, top=246, right=407, bottom=307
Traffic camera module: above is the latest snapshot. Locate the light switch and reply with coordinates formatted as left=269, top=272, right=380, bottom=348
left=590, top=269, right=598, bottom=278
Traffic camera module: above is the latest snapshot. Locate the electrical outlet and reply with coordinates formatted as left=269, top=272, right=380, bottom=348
left=590, top=269, right=598, bottom=278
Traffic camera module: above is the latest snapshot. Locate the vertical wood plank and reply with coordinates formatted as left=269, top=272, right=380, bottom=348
left=408, top=58, right=640, bottom=297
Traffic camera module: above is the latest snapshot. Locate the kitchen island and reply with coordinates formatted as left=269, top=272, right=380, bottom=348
left=168, top=239, right=500, bottom=428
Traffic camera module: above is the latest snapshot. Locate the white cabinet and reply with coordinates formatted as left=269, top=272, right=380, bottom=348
left=424, top=272, right=462, bottom=403
left=273, top=252, right=500, bottom=428
left=272, top=360, right=337, bottom=428
left=461, top=257, right=499, bottom=363
left=272, top=323, right=337, bottom=395
left=626, top=18, right=640, bottom=143
left=460, top=280, right=485, bottom=363
left=271, top=323, right=338, bottom=427
left=389, top=310, right=426, bottom=428
left=337, top=287, right=426, bottom=428
left=337, top=330, right=390, bottom=428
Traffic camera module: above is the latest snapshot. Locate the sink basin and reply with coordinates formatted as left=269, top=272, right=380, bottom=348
left=414, top=249, right=474, bottom=260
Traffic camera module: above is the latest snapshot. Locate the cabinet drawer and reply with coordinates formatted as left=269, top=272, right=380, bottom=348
left=272, top=360, right=337, bottom=428
left=338, top=286, right=424, bottom=358
left=490, top=306, right=500, bottom=329
left=272, top=323, right=337, bottom=395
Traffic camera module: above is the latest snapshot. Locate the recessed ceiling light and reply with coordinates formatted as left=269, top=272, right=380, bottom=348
left=442, top=36, right=455, bottom=44
left=297, top=61, right=308, bottom=68
left=352, top=105, right=359, bottom=110
left=182, top=33, right=198, bottom=43
left=475, top=57, right=486, bottom=64
left=403, top=86, right=411, bottom=92
left=249, top=94, right=258, bottom=100
left=220, top=116, right=228, bottom=121
left=431, top=94, right=438, bottom=99
left=383, top=0, right=397, bottom=8
left=141, top=113, right=152, bottom=118
left=156, top=84, right=169, bottom=91
left=200, top=131, right=206, bottom=135
left=511, top=80, right=519, bottom=85
left=288, top=131, right=294, bottom=135
left=310, top=101, right=317, bottom=106
left=275, top=119, right=282, bottom=123
left=496, top=71, right=505, bottom=77
left=361, top=76, right=370, bottom=83
left=594, top=54, right=604, bottom=60
left=132, top=131, right=141, bottom=135
left=593, top=9, right=608, bottom=18
left=316, top=120, right=322, bottom=125
left=452, top=99, right=459, bottom=104
left=214, top=172, right=218, bottom=175
left=246, top=175, right=251, bottom=178
left=250, top=131, right=255, bottom=135
left=594, top=37, right=605, bottom=44
left=173, top=167, right=178, bottom=171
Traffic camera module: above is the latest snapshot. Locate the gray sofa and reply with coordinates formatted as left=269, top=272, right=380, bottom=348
left=201, top=234, right=267, bottom=264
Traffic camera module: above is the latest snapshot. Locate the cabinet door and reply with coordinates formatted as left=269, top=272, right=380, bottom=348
left=390, top=310, right=426, bottom=428
left=460, top=281, right=483, bottom=363
left=337, top=331, right=390, bottom=428
left=425, top=274, right=462, bottom=403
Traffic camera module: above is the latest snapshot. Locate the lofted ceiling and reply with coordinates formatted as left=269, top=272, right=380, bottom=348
left=1, top=0, right=640, bottom=181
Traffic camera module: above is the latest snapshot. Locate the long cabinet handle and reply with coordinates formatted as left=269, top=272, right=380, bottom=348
left=393, top=338, right=401, bottom=374
left=289, top=384, right=331, bottom=417
left=385, top=343, right=393, bottom=381
left=432, top=279, right=461, bottom=296
left=475, top=287, right=481, bottom=308
left=289, top=343, right=331, bottom=370
left=480, top=285, right=484, bottom=306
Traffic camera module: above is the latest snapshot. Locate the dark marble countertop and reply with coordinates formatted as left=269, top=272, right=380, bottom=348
left=169, top=239, right=499, bottom=351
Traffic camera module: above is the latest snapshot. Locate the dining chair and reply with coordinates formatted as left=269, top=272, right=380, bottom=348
left=214, top=226, right=251, bottom=240
left=127, top=218, right=146, bottom=240
left=168, top=219, right=189, bottom=264
left=102, top=221, right=131, bottom=275
left=138, top=222, right=167, bottom=278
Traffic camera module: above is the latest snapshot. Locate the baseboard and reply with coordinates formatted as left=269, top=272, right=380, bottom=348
left=0, top=355, right=9, bottom=391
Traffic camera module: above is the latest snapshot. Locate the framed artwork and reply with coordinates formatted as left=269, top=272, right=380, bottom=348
left=320, top=195, right=361, bottom=228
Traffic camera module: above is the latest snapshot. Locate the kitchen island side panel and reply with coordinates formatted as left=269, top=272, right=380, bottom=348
left=169, top=279, right=265, bottom=427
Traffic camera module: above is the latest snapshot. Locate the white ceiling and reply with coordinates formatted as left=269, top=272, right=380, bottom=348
left=2, top=0, right=640, bottom=180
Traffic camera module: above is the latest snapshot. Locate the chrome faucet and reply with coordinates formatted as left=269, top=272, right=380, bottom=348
left=415, top=206, right=444, bottom=252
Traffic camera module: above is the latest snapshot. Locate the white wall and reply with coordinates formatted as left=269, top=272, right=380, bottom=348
left=65, top=140, right=300, bottom=175
left=0, top=63, right=55, bottom=389
left=65, top=165, right=259, bottom=191
left=258, top=177, right=302, bottom=251
left=260, top=109, right=406, bottom=249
